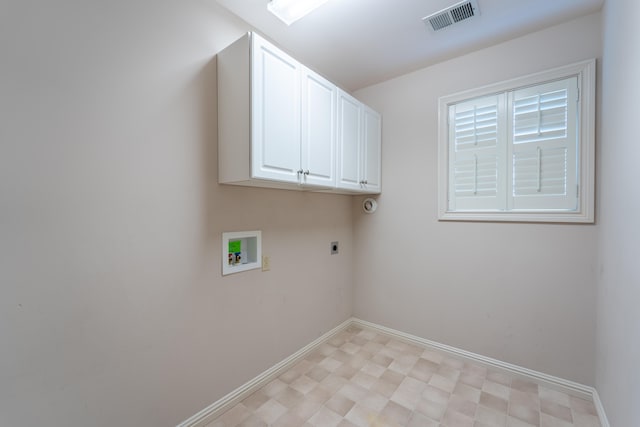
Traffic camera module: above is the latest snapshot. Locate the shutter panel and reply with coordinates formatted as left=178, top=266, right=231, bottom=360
left=509, top=77, right=578, bottom=211
left=448, top=94, right=506, bottom=211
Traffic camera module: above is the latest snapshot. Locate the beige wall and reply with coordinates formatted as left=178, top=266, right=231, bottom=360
left=596, top=0, right=640, bottom=425
left=0, top=1, right=354, bottom=426
left=352, top=13, right=602, bottom=386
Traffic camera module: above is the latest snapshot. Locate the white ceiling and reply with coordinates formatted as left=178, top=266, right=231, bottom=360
left=216, top=0, right=603, bottom=91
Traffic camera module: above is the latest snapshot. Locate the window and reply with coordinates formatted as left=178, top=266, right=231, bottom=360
left=438, top=59, right=595, bottom=223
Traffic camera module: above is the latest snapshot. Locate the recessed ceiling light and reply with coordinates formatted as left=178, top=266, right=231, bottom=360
left=267, top=0, right=330, bottom=25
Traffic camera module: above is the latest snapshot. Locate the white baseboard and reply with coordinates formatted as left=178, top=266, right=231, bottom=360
left=176, top=318, right=353, bottom=427
left=177, top=317, right=609, bottom=427
left=591, top=388, right=611, bottom=427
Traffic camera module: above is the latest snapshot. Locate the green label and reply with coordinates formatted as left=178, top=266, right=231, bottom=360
left=228, top=240, right=241, bottom=253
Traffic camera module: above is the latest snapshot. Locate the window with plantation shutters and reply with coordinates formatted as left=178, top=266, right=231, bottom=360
left=438, top=60, right=595, bottom=223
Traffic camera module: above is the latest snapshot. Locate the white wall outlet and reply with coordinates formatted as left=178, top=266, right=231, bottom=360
left=262, top=255, right=270, bottom=271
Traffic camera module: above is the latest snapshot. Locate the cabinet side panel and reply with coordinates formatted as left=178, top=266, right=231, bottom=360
left=218, top=34, right=250, bottom=183
left=363, top=107, right=382, bottom=193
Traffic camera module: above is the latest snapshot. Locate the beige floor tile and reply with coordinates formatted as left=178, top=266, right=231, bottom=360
left=453, top=381, right=482, bottom=403
left=415, top=397, right=447, bottom=421
left=429, top=373, right=456, bottom=393
left=215, top=403, right=252, bottom=427
left=512, top=378, right=539, bottom=394
left=236, top=415, right=267, bottom=427
left=540, top=399, right=572, bottom=422
left=325, top=393, right=356, bottom=416
left=475, top=405, right=507, bottom=426
left=538, top=386, right=571, bottom=407
left=487, top=370, right=513, bottom=387
left=460, top=372, right=485, bottom=389
left=479, top=391, right=508, bottom=413
left=307, top=365, right=331, bottom=383
left=359, top=390, right=389, bottom=412
left=448, top=394, right=478, bottom=418
left=380, top=400, right=412, bottom=425
left=442, top=407, right=474, bottom=427
left=242, top=390, right=270, bottom=412
left=422, top=383, right=451, bottom=405
left=464, top=362, right=488, bottom=378
left=275, top=386, right=305, bottom=409
left=351, top=371, right=377, bottom=390
left=272, top=412, right=307, bottom=427
left=370, top=377, right=399, bottom=398
left=407, top=411, right=439, bottom=427
left=307, top=385, right=332, bottom=404
left=572, top=412, right=601, bottom=427
left=361, top=360, right=386, bottom=378
left=344, top=403, right=379, bottom=427
left=508, top=402, right=541, bottom=426
left=569, top=396, right=598, bottom=416
left=308, top=406, right=343, bottom=427
left=290, top=399, right=323, bottom=421
left=262, top=378, right=288, bottom=397
left=506, top=415, right=537, bottom=427
left=540, top=413, right=574, bottom=427
left=254, top=399, right=288, bottom=424
left=510, top=389, right=540, bottom=409
left=482, top=380, right=511, bottom=400
left=337, top=419, right=359, bottom=427
left=290, top=375, right=319, bottom=395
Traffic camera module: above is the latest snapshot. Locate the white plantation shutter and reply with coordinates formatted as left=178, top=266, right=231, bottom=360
left=448, top=95, right=506, bottom=211
left=439, top=60, right=594, bottom=222
left=509, top=77, right=578, bottom=210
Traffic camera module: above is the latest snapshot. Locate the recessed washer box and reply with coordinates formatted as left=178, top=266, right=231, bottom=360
left=222, top=230, right=262, bottom=276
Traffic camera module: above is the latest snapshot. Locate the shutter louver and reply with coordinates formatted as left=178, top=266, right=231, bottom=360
left=453, top=155, right=498, bottom=197
left=513, top=89, right=568, bottom=144
left=513, top=147, right=567, bottom=195
left=454, top=103, right=498, bottom=151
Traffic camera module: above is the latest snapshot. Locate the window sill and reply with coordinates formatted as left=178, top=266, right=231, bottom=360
left=438, top=210, right=594, bottom=223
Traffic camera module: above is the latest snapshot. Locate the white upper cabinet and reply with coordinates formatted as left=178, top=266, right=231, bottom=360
left=337, top=90, right=362, bottom=191
left=251, top=33, right=301, bottom=184
left=301, top=67, right=336, bottom=188
left=218, top=32, right=380, bottom=194
left=337, top=90, right=382, bottom=193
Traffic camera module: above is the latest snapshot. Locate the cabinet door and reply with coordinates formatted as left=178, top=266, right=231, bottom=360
left=362, top=106, right=382, bottom=193
left=251, top=33, right=301, bottom=183
left=301, top=67, right=336, bottom=188
left=336, top=90, right=362, bottom=191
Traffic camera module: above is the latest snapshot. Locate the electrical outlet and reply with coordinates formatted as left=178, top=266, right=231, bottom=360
left=331, top=241, right=339, bottom=255
left=262, top=255, right=270, bottom=271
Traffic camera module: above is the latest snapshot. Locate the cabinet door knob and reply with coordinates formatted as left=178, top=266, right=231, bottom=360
left=304, top=170, right=310, bottom=175
left=360, top=180, right=368, bottom=185
left=297, top=169, right=304, bottom=175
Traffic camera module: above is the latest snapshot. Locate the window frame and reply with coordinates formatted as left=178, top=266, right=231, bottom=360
left=437, top=59, right=596, bottom=223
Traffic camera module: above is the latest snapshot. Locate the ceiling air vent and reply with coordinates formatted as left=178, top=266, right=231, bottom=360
left=423, top=0, right=480, bottom=32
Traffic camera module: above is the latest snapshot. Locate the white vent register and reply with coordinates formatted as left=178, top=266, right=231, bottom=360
left=423, top=0, right=479, bottom=31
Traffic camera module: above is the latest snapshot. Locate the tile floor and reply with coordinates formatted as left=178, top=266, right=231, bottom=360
left=207, top=325, right=601, bottom=427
